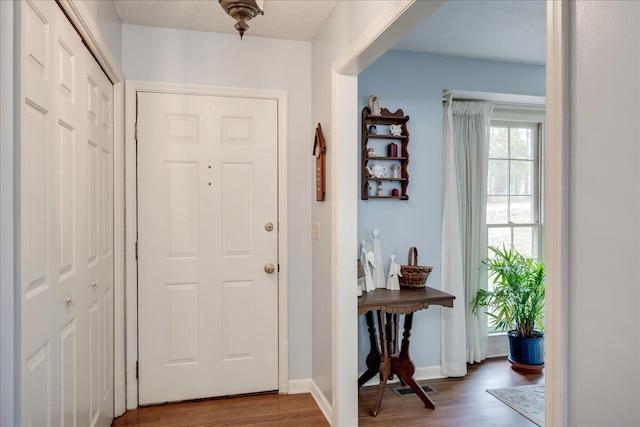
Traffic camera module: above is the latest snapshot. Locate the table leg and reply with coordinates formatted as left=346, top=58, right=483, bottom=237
left=371, top=310, right=390, bottom=417
left=394, top=313, right=435, bottom=409
left=385, top=313, right=397, bottom=356
left=385, top=313, right=398, bottom=381
left=394, top=314, right=406, bottom=386
left=358, top=311, right=381, bottom=388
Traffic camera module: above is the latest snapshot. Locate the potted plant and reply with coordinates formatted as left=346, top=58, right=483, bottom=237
left=471, top=245, right=545, bottom=371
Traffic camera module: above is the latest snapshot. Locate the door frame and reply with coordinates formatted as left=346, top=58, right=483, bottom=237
left=328, top=0, right=568, bottom=425
left=124, top=80, right=289, bottom=409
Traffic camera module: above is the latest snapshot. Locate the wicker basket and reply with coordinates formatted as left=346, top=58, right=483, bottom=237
left=399, top=247, right=432, bottom=288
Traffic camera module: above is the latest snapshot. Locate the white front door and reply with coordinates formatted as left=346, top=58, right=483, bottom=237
left=137, top=92, right=279, bottom=404
left=21, top=1, right=114, bottom=426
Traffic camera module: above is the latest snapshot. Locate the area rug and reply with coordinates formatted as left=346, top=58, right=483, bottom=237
left=486, top=384, right=544, bottom=426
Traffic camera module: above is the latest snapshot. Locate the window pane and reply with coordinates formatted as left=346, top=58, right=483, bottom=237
left=490, top=127, right=508, bottom=158
left=488, top=160, right=508, bottom=195
left=487, top=196, right=508, bottom=224
left=510, top=195, right=534, bottom=223
left=513, top=227, right=534, bottom=257
left=510, top=160, right=533, bottom=195
left=488, top=227, right=511, bottom=251
left=510, top=127, right=534, bottom=159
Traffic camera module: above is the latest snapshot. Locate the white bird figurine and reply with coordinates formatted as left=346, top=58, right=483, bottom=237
left=386, top=254, right=402, bottom=291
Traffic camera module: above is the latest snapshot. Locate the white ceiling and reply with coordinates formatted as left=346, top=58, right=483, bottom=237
left=393, top=0, right=546, bottom=65
left=113, top=0, right=339, bottom=41
left=113, top=0, right=546, bottom=65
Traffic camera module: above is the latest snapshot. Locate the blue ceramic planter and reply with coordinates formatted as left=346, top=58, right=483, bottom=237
left=508, top=330, right=544, bottom=366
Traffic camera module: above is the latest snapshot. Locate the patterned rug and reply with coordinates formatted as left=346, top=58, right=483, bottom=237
left=486, top=384, right=544, bottom=426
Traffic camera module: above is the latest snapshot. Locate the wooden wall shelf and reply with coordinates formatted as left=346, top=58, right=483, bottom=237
left=361, top=107, right=410, bottom=200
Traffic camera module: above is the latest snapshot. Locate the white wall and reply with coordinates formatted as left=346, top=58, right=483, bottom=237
left=0, top=2, right=17, bottom=425
left=84, top=0, right=122, bottom=65
left=568, top=1, right=640, bottom=425
left=121, top=24, right=313, bottom=381
left=310, top=0, right=404, bottom=408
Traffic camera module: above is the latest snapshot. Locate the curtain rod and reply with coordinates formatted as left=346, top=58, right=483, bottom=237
left=442, top=98, right=545, bottom=110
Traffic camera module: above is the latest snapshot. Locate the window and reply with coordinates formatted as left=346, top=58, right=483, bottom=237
left=486, top=111, right=544, bottom=332
left=487, top=119, right=542, bottom=257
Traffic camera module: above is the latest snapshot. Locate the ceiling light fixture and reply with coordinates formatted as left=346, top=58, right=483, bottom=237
left=219, top=0, right=264, bottom=39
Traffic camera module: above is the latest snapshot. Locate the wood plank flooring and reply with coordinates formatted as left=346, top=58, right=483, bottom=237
left=358, top=357, right=544, bottom=426
left=113, top=357, right=543, bottom=426
left=112, top=393, right=328, bottom=427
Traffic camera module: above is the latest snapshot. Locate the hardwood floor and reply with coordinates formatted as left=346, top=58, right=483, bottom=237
left=113, top=357, right=543, bottom=426
left=358, top=357, right=544, bottom=426
left=112, top=393, right=328, bottom=427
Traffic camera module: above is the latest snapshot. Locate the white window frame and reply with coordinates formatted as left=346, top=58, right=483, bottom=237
left=486, top=106, right=546, bottom=338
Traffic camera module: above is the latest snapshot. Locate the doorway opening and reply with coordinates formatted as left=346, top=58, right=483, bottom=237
left=330, top=0, right=566, bottom=425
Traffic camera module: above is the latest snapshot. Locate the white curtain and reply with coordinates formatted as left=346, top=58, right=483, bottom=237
left=441, top=94, right=493, bottom=376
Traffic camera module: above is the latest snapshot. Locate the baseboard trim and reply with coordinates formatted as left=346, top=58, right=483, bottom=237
left=310, top=380, right=332, bottom=426
left=360, top=365, right=444, bottom=387
left=488, top=333, right=510, bottom=358
left=287, top=379, right=312, bottom=394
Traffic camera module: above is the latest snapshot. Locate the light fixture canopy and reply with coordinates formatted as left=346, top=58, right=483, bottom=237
left=219, top=0, right=264, bottom=39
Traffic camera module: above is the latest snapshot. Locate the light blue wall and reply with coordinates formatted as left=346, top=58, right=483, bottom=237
left=357, top=50, right=545, bottom=371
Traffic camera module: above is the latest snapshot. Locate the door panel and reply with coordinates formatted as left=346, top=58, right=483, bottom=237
left=60, top=319, right=76, bottom=427
left=58, top=121, right=76, bottom=281
left=24, top=342, right=51, bottom=427
left=138, top=92, right=279, bottom=404
left=21, top=2, right=114, bottom=426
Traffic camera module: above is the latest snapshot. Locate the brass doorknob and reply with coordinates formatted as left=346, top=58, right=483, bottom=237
left=264, top=263, right=275, bottom=274
left=265, top=222, right=274, bottom=232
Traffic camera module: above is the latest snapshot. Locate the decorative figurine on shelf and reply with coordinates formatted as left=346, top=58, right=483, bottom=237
left=387, top=142, right=398, bottom=157
left=368, top=95, right=381, bottom=116
left=368, top=124, right=378, bottom=134
left=391, top=163, right=400, bottom=178
left=360, top=240, right=376, bottom=292
left=367, top=147, right=376, bottom=158
left=376, top=181, right=383, bottom=197
left=391, top=188, right=400, bottom=197
left=366, top=161, right=387, bottom=178
left=390, top=124, right=402, bottom=136
left=372, top=229, right=386, bottom=289
left=386, top=254, right=402, bottom=291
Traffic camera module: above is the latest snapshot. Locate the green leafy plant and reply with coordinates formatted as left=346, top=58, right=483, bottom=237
left=471, top=245, right=545, bottom=338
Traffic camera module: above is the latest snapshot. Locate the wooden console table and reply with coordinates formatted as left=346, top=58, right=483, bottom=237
left=358, top=287, right=455, bottom=416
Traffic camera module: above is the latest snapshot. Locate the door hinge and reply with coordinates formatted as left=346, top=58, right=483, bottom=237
left=135, top=242, right=139, bottom=260
left=136, top=361, right=139, bottom=379
left=134, top=122, right=138, bottom=140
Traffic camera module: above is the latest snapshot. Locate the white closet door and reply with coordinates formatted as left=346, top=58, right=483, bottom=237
left=21, top=1, right=114, bottom=426
left=137, top=92, right=279, bottom=404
